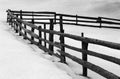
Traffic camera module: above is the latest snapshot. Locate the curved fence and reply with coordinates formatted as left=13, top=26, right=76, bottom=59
left=6, top=9, right=120, bottom=79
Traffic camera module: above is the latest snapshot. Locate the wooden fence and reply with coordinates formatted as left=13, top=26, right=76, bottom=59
left=7, top=9, right=120, bottom=29
left=6, top=9, right=120, bottom=79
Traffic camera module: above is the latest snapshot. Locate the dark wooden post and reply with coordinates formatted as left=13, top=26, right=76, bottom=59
left=19, top=10, right=23, bottom=36
left=23, top=25, right=27, bottom=39
left=13, top=21, right=16, bottom=31
left=38, top=26, right=42, bottom=45
left=10, top=11, right=14, bottom=27
left=98, top=17, right=102, bottom=28
left=44, top=24, right=47, bottom=48
left=31, top=18, right=35, bottom=44
left=19, top=21, right=22, bottom=36
left=20, top=10, right=22, bottom=20
left=10, top=14, right=13, bottom=27
left=11, top=12, right=15, bottom=28
left=81, top=33, right=88, bottom=76
left=54, top=13, right=56, bottom=24
left=15, top=22, right=18, bottom=33
left=8, top=10, right=12, bottom=25
left=49, top=19, right=54, bottom=55
left=15, top=14, right=19, bottom=33
left=76, top=14, right=78, bottom=25
left=9, top=17, right=12, bottom=25
left=59, top=15, right=66, bottom=63
left=12, top=11, right=15, bottom=30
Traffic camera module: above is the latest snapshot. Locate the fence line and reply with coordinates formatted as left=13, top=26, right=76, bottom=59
left=6, top=9, right=120, bottom=79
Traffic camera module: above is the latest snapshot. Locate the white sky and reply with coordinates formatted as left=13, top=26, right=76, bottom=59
left=0, top=0, right=120, bottom=18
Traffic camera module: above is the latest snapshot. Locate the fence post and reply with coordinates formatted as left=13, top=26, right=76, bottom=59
left=15, top=14, right=19, bottom=33
left=59, top=15, right=66, bottom=63
left=81, top=33, right=88, bottom=77
left=76, top=14, right=78, bottom=25
left=31, top=18, right=35, bottom=44
left=19, top=10, right=22, bottom=36
left=38, top=26, right=42, bottom=46
left=10, top=11, right=14, bottom=26
left=12, top=11, right=15, bottom=30
left=20, top=10, right=23, bottom=20
left=23, top=25, right=27, bottom=39
left=54, top=13, right=56, bottom=24
left=98, top=17, right=102, bottom=28
left=49, top=19, right=54, bottom=55
left=13, top=21, right=16, bottom=31
left=44, top=24, right=47, bottom=48
left=8, top=9, right=12, bottom=25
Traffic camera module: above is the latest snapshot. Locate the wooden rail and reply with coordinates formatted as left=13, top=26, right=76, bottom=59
left=7, top=9, right=120, bottom=29
left=6, top=9, right=120, bottom=79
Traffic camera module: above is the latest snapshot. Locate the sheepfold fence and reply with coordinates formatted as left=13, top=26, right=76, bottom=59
left=7, top=9, right=120, bottom=79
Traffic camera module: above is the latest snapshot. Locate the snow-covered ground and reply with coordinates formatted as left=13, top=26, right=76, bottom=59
left=0, top=0, right=120, bottom=79
left=0, top=20, right=77, bottom=79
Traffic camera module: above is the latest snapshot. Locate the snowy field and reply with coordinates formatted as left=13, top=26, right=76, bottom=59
left=0, top=0, right=120, bottom=79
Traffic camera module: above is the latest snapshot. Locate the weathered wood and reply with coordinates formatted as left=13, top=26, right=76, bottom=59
left=23, top=25, right=27, bottom=39
left=11, top=10, right=56, bottom=14
left=15, top=15, right=19, bottom=33
left=7, top=11, right=38, bottom=30
left=55, top=42, right=120, bottom=65
left=61, top=19, right=97, bottom=23
left=57, top=50, right=120, bottom=79
left=31, top=18, right=35, bottom=44
left=38, top=26, right=42, bottom=45
left=38, top=28, right=120, bottom=50
left=44, top=24, right=47, bottom=48
left=19, top=23, right=22, bottom=36
left=23, top=18, right=54, bottom=20
left=15, top=20, right=22, bottom=36
left=15, top=21, right=18, bottom=33
left=7, top=10, right=120, bottom=79
left=8, top=9, right=120, bottom=29
left=81, top=33, right=88, bottom=76
left=49, top=19, right=54, bottom=55
left=14, top=14, right=54, bottom=17
left=28, top=21, right=51, bottom=24
left=59, top=15, right=66, bottom=63
left=38, top=37, right=60, bottom=48
left=14, top=21, right=16, bottom=31
left=20, top=10, right=22, bottom=19
left=54, top=13, right=56, bottom=24
left=18, top=10, right=22, bottom=36
left=20, top=25, right=39, bottom=39
left=15, top=21, right=39, bottom=40
left=57, top=13, right=98, bottom=20
left=62, top=22, right=99, bottom=28
left=22, top=21, right=38, bottom=30
left=76, top=15, right=78, bottom=25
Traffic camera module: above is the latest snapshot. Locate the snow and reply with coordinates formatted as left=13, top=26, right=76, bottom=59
left=0, top=21, right=74, bottom=79
left=0, top=0, right=120, bottom=79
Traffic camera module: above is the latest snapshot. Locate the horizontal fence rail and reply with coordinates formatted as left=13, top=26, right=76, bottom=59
left=6, top=9, right=120, bottom=79
left=7, top=9, right=120, bottom=29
